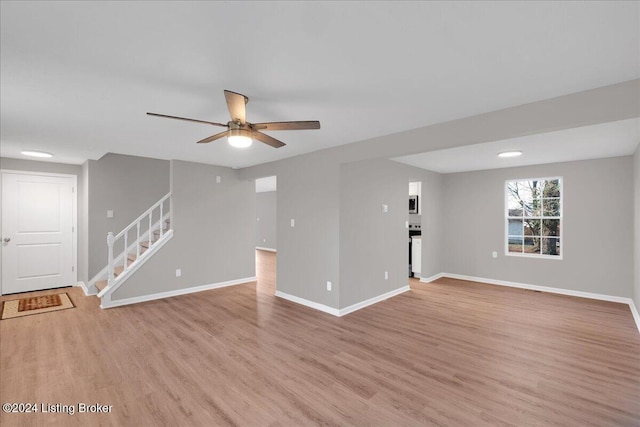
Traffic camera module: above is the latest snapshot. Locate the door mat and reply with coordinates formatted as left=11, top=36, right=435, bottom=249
left=1, top=293, right=75, bottom=320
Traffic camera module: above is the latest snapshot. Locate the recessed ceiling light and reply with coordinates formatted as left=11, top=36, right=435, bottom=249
left=498, top=151, right=522, bottom=158
left=21, top=150, right=53, bottom=158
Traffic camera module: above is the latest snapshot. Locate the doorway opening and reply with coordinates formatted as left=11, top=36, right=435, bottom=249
left=255, top=175, right=277, bottom=295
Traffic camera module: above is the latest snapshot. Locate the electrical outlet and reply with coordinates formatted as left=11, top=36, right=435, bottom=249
left=216, top=176, right=221, bottom=183
left=107, top=210, right=114, bottom=218
left=405, top=220, right=409, bottom=228
left=290, top=219, right=295, bottom=227
left=256, top=217, right=260, bottom=221
left=384, top=271, right=389, bottom=280
left=326, top=281, right=332, bottom=291
left=492, top=251, right=498, bottom=259
left=176, top=269, right=182, bottom=277
left=381, top=204, right=389, bottom=213
left=263, top=238, right=266, bottom=243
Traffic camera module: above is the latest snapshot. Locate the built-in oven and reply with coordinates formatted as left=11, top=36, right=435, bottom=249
left=409, top=195, right=418, bottom=214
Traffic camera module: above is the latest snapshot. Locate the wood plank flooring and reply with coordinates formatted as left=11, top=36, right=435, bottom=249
left=1, top=250, right=639, bottom=426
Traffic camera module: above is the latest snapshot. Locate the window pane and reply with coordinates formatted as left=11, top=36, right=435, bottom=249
left=523, top=219, right=540, bottom=236
left=542, top=179, right=561, bottom=197
left=508, top=236, right=523, bottom=253
left=541, top=238, right=561, bottom=256
left=507, top=182, right=524, bottom=215
left=543, top=198, right=560, bottom=217
left=508, top=219, right=523, bottom=236
left=523, top=236, right=540, bottom=254
left=542, top=219, right=560, bottom=237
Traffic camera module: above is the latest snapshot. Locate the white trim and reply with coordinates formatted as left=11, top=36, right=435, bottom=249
left=256, top=246, right=277, bottom=252
left=75, top=281, right=97, bottom=296
left=97, top=230, right=174, bottom=298
left=441, top=272, right=632, bottom=303
left=419, top=273, right=444, bottom=283
left=101, top=275, right=257, bottom=309
left=275, top=285, right=411, bottom=317
left=629, top=300, right=640, bottom=333
left=422, top=272, right=640, bottom=334
left=338, top=285, right=411, bottom=316
left=274, top=291, right=341, bottom=316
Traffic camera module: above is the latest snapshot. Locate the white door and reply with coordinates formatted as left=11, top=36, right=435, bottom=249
left=1, top=172, right=76, bottom=294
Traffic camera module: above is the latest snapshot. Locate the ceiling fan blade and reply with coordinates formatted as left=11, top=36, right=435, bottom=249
left=147, top=112, right=227, bottom=127
left=196, top=130, right=230, bottom=144
left=224, top=90, right=248, bottom=124
left=253, top=131, right=286, bottom=148
left=251, top=121, right=321, bottom=131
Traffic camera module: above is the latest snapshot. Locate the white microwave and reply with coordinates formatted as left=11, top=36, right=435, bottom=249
left=409, top=195, right=418, bottom=214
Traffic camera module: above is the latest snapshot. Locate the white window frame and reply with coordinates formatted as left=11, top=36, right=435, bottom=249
left=504, top=176, right=563, bottom=260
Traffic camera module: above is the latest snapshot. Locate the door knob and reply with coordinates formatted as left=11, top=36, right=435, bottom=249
left=3, top=237, right=10, bottom=243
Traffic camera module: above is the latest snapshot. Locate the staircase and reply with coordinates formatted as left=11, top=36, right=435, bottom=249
left=90, top=193, right=173, bottom=308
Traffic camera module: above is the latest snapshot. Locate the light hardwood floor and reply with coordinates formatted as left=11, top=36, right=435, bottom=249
left=1, top=250, right=639, bottom=426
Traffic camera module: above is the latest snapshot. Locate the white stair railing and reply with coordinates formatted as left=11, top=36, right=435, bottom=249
left=106, top=193, right=172, bottom=289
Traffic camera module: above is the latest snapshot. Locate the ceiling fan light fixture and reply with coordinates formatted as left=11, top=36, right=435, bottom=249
left=228, top=128, right=253, bottom=148
left=498, top=151, right=522, bottom=158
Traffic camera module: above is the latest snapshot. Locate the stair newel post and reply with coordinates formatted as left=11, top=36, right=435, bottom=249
left=107, top=232, right=115, bottom=285
left=136, top=221, right=141, bottom=259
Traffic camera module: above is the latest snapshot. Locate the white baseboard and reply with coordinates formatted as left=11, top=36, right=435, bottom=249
left=101, top=276, right=257, bottom=309
left=76, top=281, right=97, bottom=296
left=275, top=285, right=411, bottom=317
left=275, top=291, right=340, bottom=316
left=421, top=272, right=640, bottom=333
left=629, top=300, right=640, bottom=333
left=339, top=285, right=411, bottom=316
left=256, top=247, right=277, bottom=252
left=419, top=273, right=444, bottom=283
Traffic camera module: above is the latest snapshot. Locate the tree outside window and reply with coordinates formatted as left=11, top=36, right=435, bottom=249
left=506, top=178, right=562, bottom=258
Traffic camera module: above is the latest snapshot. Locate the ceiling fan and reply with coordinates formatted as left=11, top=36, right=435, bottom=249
left=147, top=90, right=320, bottom=148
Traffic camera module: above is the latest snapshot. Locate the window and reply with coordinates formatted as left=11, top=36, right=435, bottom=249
left=506, top=177, right=562, bottom=258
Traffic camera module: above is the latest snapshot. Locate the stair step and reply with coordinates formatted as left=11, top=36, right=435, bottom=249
left=114, top=266, right=124, bottom=277
left=95, top=280, right=108, bottom=292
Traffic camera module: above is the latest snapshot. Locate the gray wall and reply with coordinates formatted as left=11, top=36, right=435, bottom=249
left=87, top=153, right=170, bottom=278
left=238, top=81, right=638, bottom=311
left=112, top=160, right=255, bottom=300
left=275, top=154, right=341, bottom=308
left=256, top=191, right=277, bottom=250
left=634, top=146, right=640, bottom=308
left=443, top=157, right=634, bottom=298
left=0, top=157, right=88, bottom=283
left=338, top=159, right=443, bottom=308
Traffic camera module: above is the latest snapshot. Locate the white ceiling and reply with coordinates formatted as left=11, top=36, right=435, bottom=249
left=1, top=2, right=639, bottom=167
left=393, top=118, right=640, bottom=174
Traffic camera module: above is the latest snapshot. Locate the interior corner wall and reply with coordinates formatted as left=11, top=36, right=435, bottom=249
left=111, top=160, right=256, bottom=300
left=442, top=156, right=634, bottom=298
left=338, top=159, right=442, bottom=308
left=87, top=153, right=170, bottom=279
left=0, top=157, right=87, bottom=283
left=275, top=155, right=341, bottom=308
left=256, top=191, right=277, bottom=250
left=633, top=146, right=640, bottom=309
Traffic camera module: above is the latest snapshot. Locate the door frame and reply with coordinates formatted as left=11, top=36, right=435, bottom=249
left=0, top=169, right=78, bottom=295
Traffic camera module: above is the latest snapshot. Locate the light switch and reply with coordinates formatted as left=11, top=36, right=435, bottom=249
left=290, top=219, right=295, bottom=227
left=107, top=210, right=114, bottom=218
left=216, top=176, right=221, bottom=183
